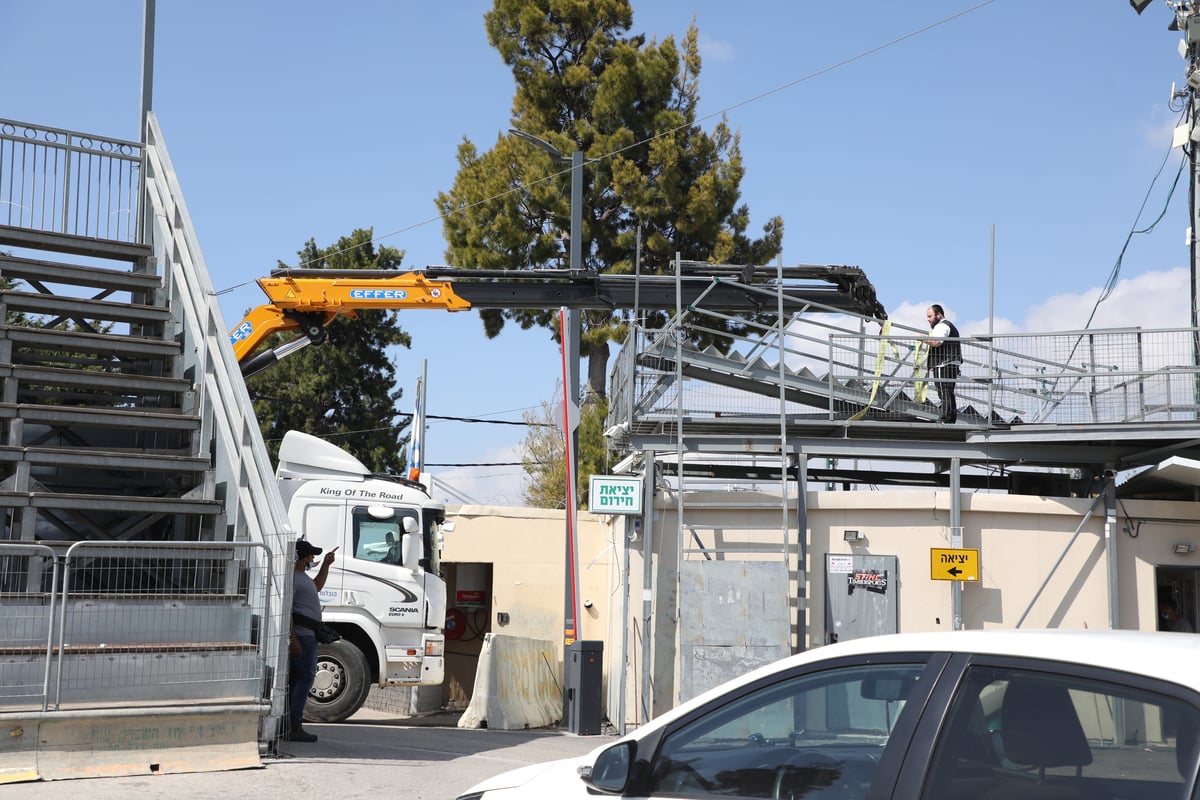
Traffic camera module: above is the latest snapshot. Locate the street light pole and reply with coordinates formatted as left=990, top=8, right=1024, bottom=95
left=510, top=129, right=586, bottom=649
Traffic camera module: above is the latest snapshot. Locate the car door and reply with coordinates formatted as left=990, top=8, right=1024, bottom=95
left=903, top=655, right=1200, bottom=800
left=619, top=654, right=947, bottom=799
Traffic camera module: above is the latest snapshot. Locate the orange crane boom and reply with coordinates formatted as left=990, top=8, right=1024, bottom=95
left=229, top=265, right=887, bottom=376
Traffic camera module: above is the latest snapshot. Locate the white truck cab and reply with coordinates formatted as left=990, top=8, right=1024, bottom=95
left=277, top=430, right=447, bottom=721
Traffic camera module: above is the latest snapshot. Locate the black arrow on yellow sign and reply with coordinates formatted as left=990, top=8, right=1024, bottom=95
left=930, top=548, right=980, bottom=582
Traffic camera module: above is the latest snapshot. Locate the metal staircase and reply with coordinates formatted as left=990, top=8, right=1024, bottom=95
left=0, top=115, right=292, bottom=781
left=0, top=227, right=223, bottom=543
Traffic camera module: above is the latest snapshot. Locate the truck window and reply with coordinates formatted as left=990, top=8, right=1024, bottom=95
left=351, top=507, right=417, bottom=566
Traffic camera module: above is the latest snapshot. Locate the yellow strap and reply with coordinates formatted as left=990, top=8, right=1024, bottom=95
left=849, top=321, right=895, bottom=421
left=913, top=340, right=928, bottom=404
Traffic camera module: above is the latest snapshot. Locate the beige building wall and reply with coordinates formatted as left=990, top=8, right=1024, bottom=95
left=438, top=489, right=1200, bottom=728
left=439, top=504, right=618, bottom=710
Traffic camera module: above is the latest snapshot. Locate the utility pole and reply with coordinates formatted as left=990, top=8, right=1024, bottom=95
left=140, top=0, right=155, bottom=143
left=509, top=130, right=592, bottom=647
left=1135, top=0, right=1200, bottom=398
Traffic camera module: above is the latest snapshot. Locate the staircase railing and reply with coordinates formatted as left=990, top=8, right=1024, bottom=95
left=608, top=286, right=1200, bottom=432
left=0, top=118, right=143, bottom=242
left=142, top=111, right=294, bottom=735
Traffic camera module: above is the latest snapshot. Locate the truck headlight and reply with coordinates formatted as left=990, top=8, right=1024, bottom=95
left=425, top=638, right=444, bottom=657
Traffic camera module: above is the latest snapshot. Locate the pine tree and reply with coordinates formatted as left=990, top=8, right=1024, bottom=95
left=436, top=0, right=784, bottom=402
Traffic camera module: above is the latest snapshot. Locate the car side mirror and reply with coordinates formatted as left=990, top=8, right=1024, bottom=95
left=579, top=741, right=634, bottom=794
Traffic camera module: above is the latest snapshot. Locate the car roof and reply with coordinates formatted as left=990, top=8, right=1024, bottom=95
left=641, top=629, right=1200, bottom=739
left=811, top=629, right=1199, bottom=687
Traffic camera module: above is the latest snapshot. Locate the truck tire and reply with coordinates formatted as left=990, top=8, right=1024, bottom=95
left=305, top=639, right=371, bottom=723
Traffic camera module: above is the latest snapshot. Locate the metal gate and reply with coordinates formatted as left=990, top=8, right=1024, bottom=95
left=678, top=560, right=790, bottom=703
left=824, top=554, right=899, bottom=644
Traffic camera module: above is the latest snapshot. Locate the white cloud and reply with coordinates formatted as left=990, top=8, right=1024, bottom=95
left=698, top=33, right=735, bottom=64
left=893, top=268, right=1190, bottom=335
left=1017, top=267, right=1189, bottom=331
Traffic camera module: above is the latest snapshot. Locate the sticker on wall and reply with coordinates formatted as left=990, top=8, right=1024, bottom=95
left=828, top=555, right=854, bottom=574
left=848, top=569, right=889, bottom=595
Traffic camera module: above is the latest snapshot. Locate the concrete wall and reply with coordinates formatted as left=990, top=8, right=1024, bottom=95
left=439, top=504, right=617, bottom=719
left=432, top=490, right=1200, bottom=731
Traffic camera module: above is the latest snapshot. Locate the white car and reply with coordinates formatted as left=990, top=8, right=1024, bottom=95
left=457, top=629, right=1200, bottom=799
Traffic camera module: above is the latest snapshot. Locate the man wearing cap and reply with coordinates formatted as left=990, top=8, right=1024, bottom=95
left=286, top=538, right=337, bottom=742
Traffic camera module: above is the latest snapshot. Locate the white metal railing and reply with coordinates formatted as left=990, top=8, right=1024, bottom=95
left=0, top=118, right=143, bottom=242
left=608, top=300, right=1200, bottom=429
left=142, top=112, right=295, bottom=731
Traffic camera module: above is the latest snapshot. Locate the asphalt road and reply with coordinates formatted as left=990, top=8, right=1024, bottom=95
left=2, top=710, right=617, bottom=800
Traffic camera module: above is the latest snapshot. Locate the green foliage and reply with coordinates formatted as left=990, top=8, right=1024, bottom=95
left=436, top=0, right=784, bottom=399
left=521, top=394, right=610, bottom=509
left=245, top=229, right=413, bottom=472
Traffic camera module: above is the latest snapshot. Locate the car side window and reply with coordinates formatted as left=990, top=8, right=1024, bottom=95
left=921, top=665, right=1200, bottom=800
left=649, top=661, right=927, bottom=798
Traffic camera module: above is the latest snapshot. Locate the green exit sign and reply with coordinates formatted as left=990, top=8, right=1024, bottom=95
left=588, top=476, right=643, bottom=515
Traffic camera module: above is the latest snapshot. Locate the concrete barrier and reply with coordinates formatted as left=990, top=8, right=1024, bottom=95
left=458, top=634, right=561, bottom=731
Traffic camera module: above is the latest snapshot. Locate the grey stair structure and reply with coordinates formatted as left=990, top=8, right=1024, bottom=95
left=0, top=229, right=223, bottom=541
left=0, top=115, right=291, bottom=781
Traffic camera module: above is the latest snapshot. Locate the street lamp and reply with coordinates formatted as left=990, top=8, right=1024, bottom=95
left=509, top=128, right=590, bottom=651
left=508, top=129, right=586, bottom=274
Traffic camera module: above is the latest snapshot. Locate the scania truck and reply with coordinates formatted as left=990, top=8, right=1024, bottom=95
left=276, top=429, right=448, bottom=722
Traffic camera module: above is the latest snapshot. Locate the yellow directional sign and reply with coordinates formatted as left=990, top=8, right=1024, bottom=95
left=930, top=548, right=980, bottom=582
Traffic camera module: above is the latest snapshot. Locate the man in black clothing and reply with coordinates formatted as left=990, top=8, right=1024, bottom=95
left=925, top=304, right=961, bottom=424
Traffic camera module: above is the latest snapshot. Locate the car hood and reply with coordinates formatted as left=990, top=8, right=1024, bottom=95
left=461, top=753, right=593, bottom=796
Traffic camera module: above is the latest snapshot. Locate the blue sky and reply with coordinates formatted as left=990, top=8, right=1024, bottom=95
left=1, top=1, right=1192, bottom=503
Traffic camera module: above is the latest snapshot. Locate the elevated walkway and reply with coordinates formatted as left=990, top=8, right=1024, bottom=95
left=607, top=289, right=1200, bottom=479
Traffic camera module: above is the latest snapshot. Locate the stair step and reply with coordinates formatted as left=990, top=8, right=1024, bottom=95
left=0, top=403, right=199, bottom=433
left=0, top=363, right=188, bottom=395
left=2, top=325, right=179, bottom=359
left=0, top=446, right=207, bottom=471
left=2, top=291, right=170, bottom=326
left=0, top=491, right=221, bottom=515
left=0, top=224, right=152, bottom=263
left=0, top=253, right=161, bottom=294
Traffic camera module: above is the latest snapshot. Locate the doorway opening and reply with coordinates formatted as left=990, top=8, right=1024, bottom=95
left=1155, top=566, right=1199, bottom=634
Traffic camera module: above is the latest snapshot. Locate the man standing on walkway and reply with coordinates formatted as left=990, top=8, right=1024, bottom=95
left=925, top=304, right=962, bottom=424
left=287, top=538, right=337, bottom=742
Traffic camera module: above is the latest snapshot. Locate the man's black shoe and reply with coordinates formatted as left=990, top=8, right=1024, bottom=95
left=283, top=726, right=318, bottom=743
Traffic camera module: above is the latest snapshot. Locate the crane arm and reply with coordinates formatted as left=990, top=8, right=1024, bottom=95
left=229, top=271, right=472, bottom=368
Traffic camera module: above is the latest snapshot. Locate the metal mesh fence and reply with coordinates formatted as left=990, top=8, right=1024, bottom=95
left=609, top=309, right=1200, bottom=429
left=0, top=542, right=272, bottom=711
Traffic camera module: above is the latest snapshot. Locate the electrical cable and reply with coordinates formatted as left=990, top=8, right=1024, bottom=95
left=213, top=1, right=999, bottom=289
left=1084, top=111, right=1187, bottom=328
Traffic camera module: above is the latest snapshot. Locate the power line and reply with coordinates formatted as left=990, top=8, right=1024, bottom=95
left=214, top=2, right=998, bottom=289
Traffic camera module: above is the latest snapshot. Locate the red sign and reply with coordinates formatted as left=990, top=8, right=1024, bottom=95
left=456, top=590, right=486, bottom=606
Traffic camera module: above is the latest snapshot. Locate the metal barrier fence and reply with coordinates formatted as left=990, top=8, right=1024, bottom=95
left=0, top=118, right=143, bottom=242
left=608, top=307, right=1200, bottom=429
left=0, top=541, right=272, bottom=712
left=829, top=327, right=1200, bottom=425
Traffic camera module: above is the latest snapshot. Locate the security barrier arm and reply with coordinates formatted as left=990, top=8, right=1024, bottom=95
left=230, top=272, right=471, bottom=376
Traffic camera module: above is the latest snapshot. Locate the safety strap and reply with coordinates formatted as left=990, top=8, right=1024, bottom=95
left=849, top=321, right=897, bottom=421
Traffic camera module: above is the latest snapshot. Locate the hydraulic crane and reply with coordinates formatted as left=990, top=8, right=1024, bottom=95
left=229, top=264, right=888, bottom=376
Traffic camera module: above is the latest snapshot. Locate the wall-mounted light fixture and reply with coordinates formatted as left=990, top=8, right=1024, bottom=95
left=1174, top=543, right=1194, bottom=555
left=843, top=530, right=864, bottom=542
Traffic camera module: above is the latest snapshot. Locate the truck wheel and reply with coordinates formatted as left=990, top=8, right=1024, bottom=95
left=305, top=639, right=371, bottom=723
